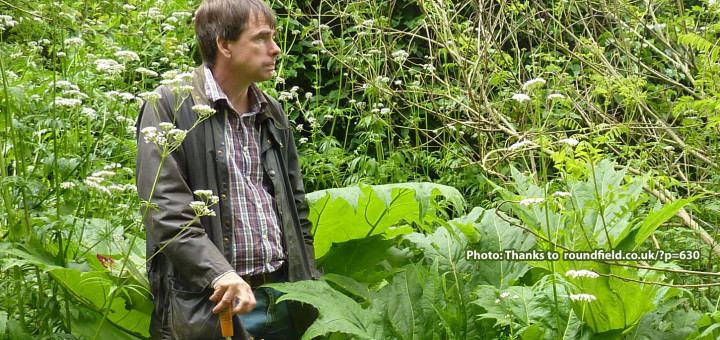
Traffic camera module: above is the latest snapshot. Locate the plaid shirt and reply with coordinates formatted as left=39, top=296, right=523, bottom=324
left=203, top=66, right=285, bottom=276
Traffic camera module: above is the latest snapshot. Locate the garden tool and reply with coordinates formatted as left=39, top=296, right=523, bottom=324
left=220, top=308, right=233, bottom=340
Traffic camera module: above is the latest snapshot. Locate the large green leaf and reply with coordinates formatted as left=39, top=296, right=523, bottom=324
left=48, top=268, right=152, bottom=339
left=548, top=260, right=663, bottom=333
left=268, top=279, right=386, bottom=339
left=306, top=182, right=465, bottom=258
left=632, top=197, right=697, bottom=250
left=317, top=235, right=410, bottom=284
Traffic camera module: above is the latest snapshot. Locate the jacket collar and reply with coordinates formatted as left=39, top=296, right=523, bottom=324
left=190, top=66, right=288, bottom=130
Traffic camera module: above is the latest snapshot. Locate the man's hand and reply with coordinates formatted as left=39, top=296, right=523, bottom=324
left=209, top=272, right=256, bottom=315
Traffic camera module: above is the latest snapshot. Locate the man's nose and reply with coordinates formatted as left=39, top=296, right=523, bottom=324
left=269, top=40, right=281, bottom=57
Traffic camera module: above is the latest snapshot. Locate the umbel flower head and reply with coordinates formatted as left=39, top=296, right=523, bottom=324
left=141, top=122, right=187, bottom=153
left=192, top=104, right=216, bottom=119
left=189, top=189, right=220, bottom=217
left=569, top=293, right=597, bottom=302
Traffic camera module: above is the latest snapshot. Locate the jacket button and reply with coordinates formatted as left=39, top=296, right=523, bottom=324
left=217, top=150, right=223, bottom=156
left=221, top=194, right=226, bottom=199
left=223, top=237, right=229, bottom=243
left=268, top=170, right=276, bottom=177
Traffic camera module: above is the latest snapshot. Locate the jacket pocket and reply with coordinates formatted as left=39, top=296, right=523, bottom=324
left=167, top=278, right=248, bottom=340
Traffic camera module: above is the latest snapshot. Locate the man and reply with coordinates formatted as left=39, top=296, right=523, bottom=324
left=136, top=0, right=319, bottom=338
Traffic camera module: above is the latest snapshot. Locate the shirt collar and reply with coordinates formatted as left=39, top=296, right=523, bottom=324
left=203, top=65, right=267, bottom=116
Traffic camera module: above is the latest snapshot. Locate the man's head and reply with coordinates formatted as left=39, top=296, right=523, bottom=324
left=194, top=0, right=277, bottom=70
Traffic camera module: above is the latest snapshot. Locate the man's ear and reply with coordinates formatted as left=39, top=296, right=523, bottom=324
left=216, top=37, right=232, bottom=59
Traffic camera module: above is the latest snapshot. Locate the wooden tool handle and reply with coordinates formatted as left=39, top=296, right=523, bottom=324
left=220, top=309, right=233, bottom=338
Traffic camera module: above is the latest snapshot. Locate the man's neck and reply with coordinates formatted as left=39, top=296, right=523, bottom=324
left=211, top=65, right=252, bottom=113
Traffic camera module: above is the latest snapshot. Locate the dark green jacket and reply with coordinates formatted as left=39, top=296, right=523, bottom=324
left=136, top=66, right=319, bottom=339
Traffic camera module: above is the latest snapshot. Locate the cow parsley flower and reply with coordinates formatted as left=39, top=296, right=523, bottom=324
left=392, top=49, right=409, bottom=63
left=136, top=67, right=159, bottom=77
left=60, top=181, right=76, bottom=189
left=64, top=37, right=84, bottom=47
left=569, top=293, right=597, bottom=302
left=95, top=59, right=125, bottom=75
left=193, top=189, right=219, bottom=206
left=189, top=201, right=215, bottom=217
left=139, top=91, right=162, bottom=104
left=192, top=104, right=216, bottom=119
left=114, top=50, right=140, bottom=62
left=0, top=15, right=17, bottom=32
left=547, top=93, right=565, bottom=100
left=278, top=91, right=294, bottom=101
left=552, top=191, right=572, bottom=198
left=512, top=93, right=531, bottom=103
left=519, top=197, right=545, bottom=206
left=54, top=98, right=82, bottom=108
left=557, top=138, right=579, bottom=146
left=522, top=77, right=546, bottom=90
left=82, top=107, right=97, bottom=119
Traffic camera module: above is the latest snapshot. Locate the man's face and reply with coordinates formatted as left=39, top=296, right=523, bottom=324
left=225, top=13, right=280, bottom=83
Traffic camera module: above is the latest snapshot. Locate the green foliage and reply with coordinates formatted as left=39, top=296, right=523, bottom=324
left=307, top=182, right=465, bottom=257
left=2, top=0, right=720, bottom=337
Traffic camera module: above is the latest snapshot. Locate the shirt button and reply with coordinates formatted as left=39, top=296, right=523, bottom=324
left=243, top=146, right=249, bottom=152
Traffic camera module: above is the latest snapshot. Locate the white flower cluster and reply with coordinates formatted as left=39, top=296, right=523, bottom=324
left=64, top=37, right=84, bottom=47
left=391, top=49, right=409, bottom=63
left=160, top=70, right=194, bottom=95
left=547, top=93, right=565, bottom=100
left=82, top=107, right=97, bottom=119
left=138, top=7, right=164, bottom=21
left=114, top=50, right=140, bottom=62
left=422, top=64, right=436, bottom=72
left=565, top=270, right=599, bottom=279
left=508, top=139, right=536, bottom=151
left=55, top=80, right=79, bottom=90
left=105, top=91, right=136, bottom=102
left=95, top=58, right=125, bottom=75
left=522, top=77, right=546, bottom=91
left=569, top=293, right=597, bottom=302
left=0, top=15, right=17, bottom=31
left=512, top=93, right=531, bottom=103
left=552, top=191, right=572, bottom=198
left=84, top=169, right=134, bottom=195
left=190, top=190, right=220, bottom=217
left=136, top=67, right=159, bottom=77
left=141, top=122, right=187, bottom=151
left=192, top=104, right=216, bottom=119
left=557, top=138, right=579, bottom=147
left=54, top=98, right=82, bottom=108
left=60, top=181, right=76, bottom=189
left=494, top=291, right=520, bottom=304
left=519, top=197, right=545, bottom=206
left=278, top=86, right=301, bottom=102
left=138, top=91, right=162, bottom=104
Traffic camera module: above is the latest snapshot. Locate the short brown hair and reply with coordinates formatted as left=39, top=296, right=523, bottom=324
left=194, top=0, right=276, bottom=68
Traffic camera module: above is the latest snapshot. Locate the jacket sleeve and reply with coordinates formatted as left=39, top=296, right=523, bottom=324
left=136, top=87, right=233, bottom=289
